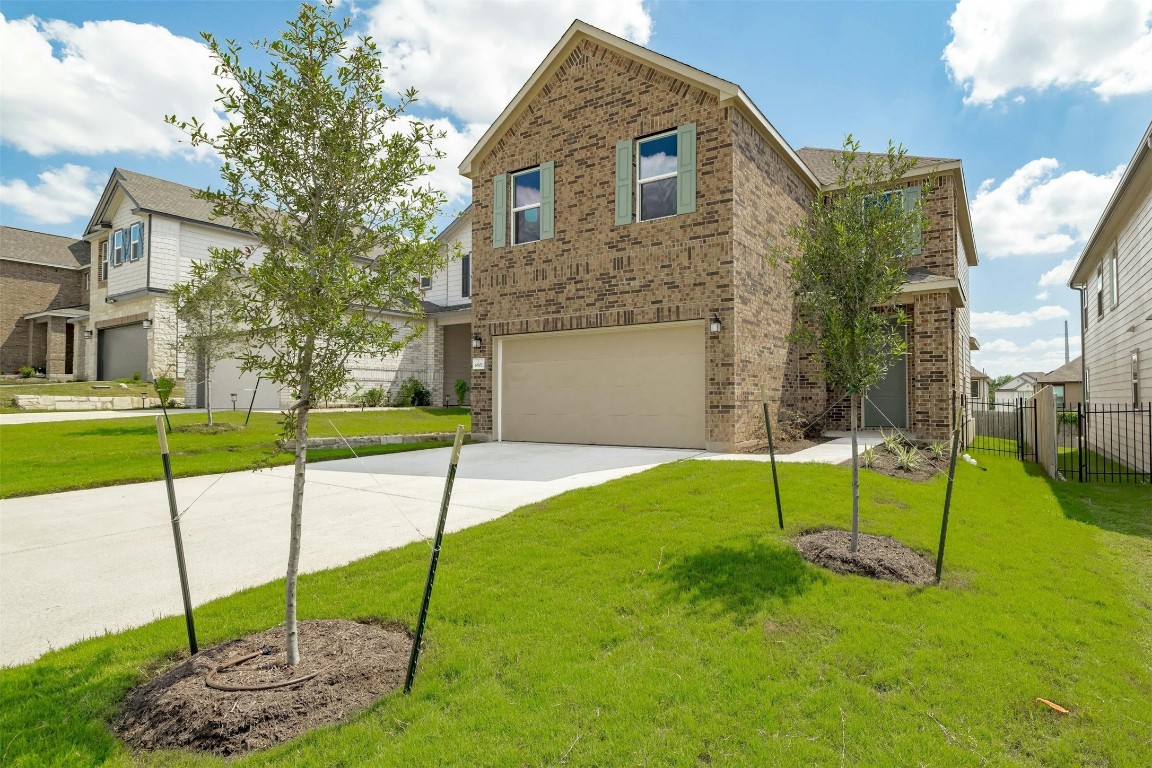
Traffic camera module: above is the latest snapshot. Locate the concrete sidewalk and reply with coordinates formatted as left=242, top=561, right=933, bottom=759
left=0, top=442, right=693, bottom=667
left=696, top=435, right=883, bottom=464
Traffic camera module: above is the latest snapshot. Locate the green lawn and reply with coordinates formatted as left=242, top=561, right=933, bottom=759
left=0, top=378, right=186, bottom=399
left=1, top=454, right=1148, bottom=766
left=0, top=408, right=470, bottom=498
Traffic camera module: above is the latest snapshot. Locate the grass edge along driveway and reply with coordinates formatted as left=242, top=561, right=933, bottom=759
left=0, top=454, right=1148, bottom=766
left=0, top=408, right=470, bottom=499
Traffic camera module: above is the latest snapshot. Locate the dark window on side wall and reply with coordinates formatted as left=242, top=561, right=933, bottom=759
left=461, top=254, right=470, bottom=299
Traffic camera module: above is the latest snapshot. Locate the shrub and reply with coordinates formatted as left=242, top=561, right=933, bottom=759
left=132, top=371, right=142, bottom=382
left=776, top=408, right=825, bottom=442
left=454, top=378, right=470, bottom=406
left=17, top=366, right=35, bottom=378
left=394, top=377, right=431, bottom=407
left=360, top=387, right=387, bottom=408
left=893, top=444, right=924, bottom=471
left=154, top=376, right=176, bottom=403
left=861, top=446, right=876, bottom=468
left=929, top=440, right=949, bottom=460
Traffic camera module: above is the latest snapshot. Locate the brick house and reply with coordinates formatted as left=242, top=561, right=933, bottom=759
left=461, top=21, right=977, bottom=450
left=0, top=227, right=90, bottom=378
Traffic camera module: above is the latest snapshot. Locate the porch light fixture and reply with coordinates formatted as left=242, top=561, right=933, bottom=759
left=709, top=315, right=722, bottom=334
left=142, top=319, right=151, bottom=329
left=84, top=330, right=93, bottom=340
left=472, top=334, right=482, bottom=349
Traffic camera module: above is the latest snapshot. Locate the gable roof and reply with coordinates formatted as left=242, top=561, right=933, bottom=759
left=458, top=20, right=821, bottom=190
left=1069, top=121, right=1151, bottom=288
left=970, top=366, right=989, bottom=380
left=0, top=226, right=89, bottom=268
left=84, top=168, right=240, bottom=237
left=997, top=372, right=1043, bottom=391
left=1037, top=356, right=1083, bottom=384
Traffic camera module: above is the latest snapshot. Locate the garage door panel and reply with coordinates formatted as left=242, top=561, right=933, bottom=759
left=99, top=325, right=148, bottom=381
left=500, top=323, right=705, bottom=449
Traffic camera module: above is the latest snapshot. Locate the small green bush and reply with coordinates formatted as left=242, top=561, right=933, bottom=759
left=454, top=378, right=470, bottom=406
left=360, top=387, right=387, bottom=408
left=132, top=371, right=142, bottom=382
left=880, top=429, right=908, bottom=453
left=861, top=446, right=876, bottom=468
left=394, top=377, right=431, bottom=407
left=893, top=444, right=924, bottom=470
left=17, top=366, right=35, bottom=378
left=929, top=440, right=949, bottom=460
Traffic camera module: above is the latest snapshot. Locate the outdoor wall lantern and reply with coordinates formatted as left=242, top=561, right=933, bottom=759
left=709, top=315, right=722, bottom=334
left=84, top=330, right=93, bottom=339
left=142, top=319, right=152, bottom=329
left=472, top=334, right=482, bottom=349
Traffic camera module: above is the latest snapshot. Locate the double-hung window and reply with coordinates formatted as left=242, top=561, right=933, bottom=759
left=129, top=222, right=143, bottom=261
left=615, top=123, right=697, bottom=225
left=970, top=380, right=979, bottom=398
left=461, top=254, right=471, bottom=298
left=491, top=162, right=554, bottom=248
left=1110, top=244, right=1119, bottom=307
left=1095, top=265, right=1104, bottom=318
left=1053, top=385, right=1065, bottom=408
left=112, top=229, right=125, bottom=267
left=98, top=240, right=109, bottom=281
left=419, top=275, right=431, bottom=290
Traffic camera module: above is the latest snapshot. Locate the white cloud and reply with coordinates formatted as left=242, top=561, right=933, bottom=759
left=420, top=118, right=488, bottom=207
left=0, top=164, right=102, bottom=224
left=979, top=336, right=1080, bottom=354
left=972, top=305, right=1070, bottom=330
left=1038, top=257, right=1078, bottom=287
left=1035, top=290, right=1050, bottom=301
left=944, top=0, right=1152, bottom=105
left=975, top=336, right=1081, bottom=376
left=364, top=0, right=652, bottom=124
left=0, top=13, right=226, bottom=157
left=971, top=159, right=1123, bottom=257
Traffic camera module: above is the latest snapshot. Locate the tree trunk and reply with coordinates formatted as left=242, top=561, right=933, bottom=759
left=850, top=393, right=860, bottom=553
left=285, top=379, right=309, bottom=665
left=205, top=358, right=214, bottom=426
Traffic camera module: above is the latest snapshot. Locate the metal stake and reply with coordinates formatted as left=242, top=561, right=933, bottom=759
left=244, top=377, right=261, bottom=426
left=935, top=408, right=963, bottom=584
left=156, top=416, right=197, bottom=654
left=761, top=391, right=784, bottom=530
left=404, top=425, right=466, bottom=693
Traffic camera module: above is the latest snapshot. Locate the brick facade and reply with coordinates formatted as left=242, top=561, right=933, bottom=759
left=0, top=259, right=85, bottom=374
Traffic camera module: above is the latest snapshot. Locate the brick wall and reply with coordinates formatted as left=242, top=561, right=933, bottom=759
left=469, top=39, right=738, bottom=445
left=0, top=260, right=84, bottom=373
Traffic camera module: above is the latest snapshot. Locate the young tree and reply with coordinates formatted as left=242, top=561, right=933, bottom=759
left=781, top=136, right=926, bottom=553
left=168, top=0, right=446, bottom=663
left=170, top=267, right=244, bottom=426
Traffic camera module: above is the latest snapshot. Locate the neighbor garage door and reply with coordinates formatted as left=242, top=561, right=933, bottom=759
left=205, top=356, right=283, bottom=411
left=497, top=322, right=705, bottom=449
left=99, top=324, right=148, bottom=380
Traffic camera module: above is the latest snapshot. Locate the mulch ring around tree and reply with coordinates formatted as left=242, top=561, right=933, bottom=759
left=796, top=529, right=935, bottom=585
left=115, top=619, right=412, bottom=757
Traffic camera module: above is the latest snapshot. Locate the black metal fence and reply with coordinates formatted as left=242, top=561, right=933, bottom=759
left=960, top=396, right=1037, bottom=462
left=1057, top=402, right=1152, bottom=483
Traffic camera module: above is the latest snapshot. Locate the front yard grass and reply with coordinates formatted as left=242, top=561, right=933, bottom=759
left=1, top=454, right=1148, bottom=766
left=0, top=408, right=470, bottom=498
left=0, top=378, right=186, bottom=399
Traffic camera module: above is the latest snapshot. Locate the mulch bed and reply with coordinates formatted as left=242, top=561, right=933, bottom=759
left=746, top=436, right=833, bottom=455
left=796, top=529, right=935, bottom=585
left=115, top=619, right=412, bottom=757
left=845, top=448, right=952, bottom=482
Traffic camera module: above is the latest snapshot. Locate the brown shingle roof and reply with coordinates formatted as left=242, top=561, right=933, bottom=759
left=116, top=169, right=239, bottom=229
left=970, top=366, right=989, bottom=380
left=0, top=226, right=89, bottom=268
left=1037, top=356, right=1083, bottom=384
left=796, top=147, right=959, bottom=187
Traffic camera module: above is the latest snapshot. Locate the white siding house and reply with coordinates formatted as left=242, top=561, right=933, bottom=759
left=1068, top=121, right=1151, bottom=472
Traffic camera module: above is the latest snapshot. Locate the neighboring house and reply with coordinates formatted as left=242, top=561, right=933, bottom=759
left=0, top=227, right=89, bottom=378
left=969, top=367, right=990, bottom=409
left=1035, top=356, right=1083, bottom=409
left=460, top=21, right=977, bottom=450
left=993, top=372, right=1043, bottom=405
left=1069, top=121, right=1150, bottom=408
left=421, top=207, right=474, bottom=405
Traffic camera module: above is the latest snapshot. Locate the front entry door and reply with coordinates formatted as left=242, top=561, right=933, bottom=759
left=864, top=329, right=907, bottom=429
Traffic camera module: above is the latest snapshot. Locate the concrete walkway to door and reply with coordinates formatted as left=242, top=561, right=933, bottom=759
left=0, top=442, right=694, bottom=667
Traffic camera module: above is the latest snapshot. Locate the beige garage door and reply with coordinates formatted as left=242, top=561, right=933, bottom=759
left=498, top=322, right=705, bottom=449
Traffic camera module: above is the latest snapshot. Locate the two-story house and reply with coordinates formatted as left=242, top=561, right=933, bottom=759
left=461, top=21, right=977, bottom=450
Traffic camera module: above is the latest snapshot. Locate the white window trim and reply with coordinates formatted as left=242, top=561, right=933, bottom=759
left=1095, top=264, right=1104, bottom=318
left=419, top=275, right=431, bottom=290
left=98, top=240, right=108, bottom=281
left=510, top=167, right=541, bottom=245
left=1109, top=243, right=1119, bottom=307
left=636, top=131, right=677, bottom=223
left=112, top=230, right=125, bottom=267
left=129, top=222, right=143, bottom=261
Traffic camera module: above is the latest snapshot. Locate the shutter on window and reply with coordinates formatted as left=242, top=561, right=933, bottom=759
left=615, top=140, right=632, bottom=225
left=539, top=161, right=555, bottom=240
left=492, top=173, right=507, bottom=248
left=676, top=122, right=697, bottom=215
left=903, top=186, right=922, bottom=255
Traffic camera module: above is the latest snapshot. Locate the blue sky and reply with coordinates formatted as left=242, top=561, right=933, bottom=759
left=2, top=0, right=1150, bottom=376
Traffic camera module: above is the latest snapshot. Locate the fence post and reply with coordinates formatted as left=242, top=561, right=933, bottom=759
left=1077, top=402, right=1084, bottom=482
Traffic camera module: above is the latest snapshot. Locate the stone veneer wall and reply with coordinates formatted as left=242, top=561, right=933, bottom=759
left=469, top=39, right=737, bottom=447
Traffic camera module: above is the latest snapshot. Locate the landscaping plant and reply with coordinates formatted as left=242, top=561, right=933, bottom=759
left=777, top=136, right=926, bottom=551
left=454, top=377, right=469, bottom=407
left=170, top=268, right=244, bottom=426
left=396, top=377, right=432, bottom=407
left=167, top=0, right=446, bottom=664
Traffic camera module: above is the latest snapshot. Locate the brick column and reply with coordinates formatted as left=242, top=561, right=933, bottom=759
left=46, top=317, right=68, bottom=376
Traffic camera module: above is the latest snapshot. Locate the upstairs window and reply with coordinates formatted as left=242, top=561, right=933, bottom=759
left=1110, top=243, right=1119, bottom=307
left=1095, top=265, right=1103, bottom=318
left=98, top=240, right=108, bottom=281
left=112, top=229, right=125, bottom=267
left=129, top=222, right=143, bottom=260
left=512, top=168, right=541, bottom=244
left=615, top=123, right=696, bottom=225
left=461, top=254, right=471, bottom=298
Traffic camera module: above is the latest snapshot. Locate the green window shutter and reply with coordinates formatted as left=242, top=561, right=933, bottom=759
left=539, top=161, right=555, bottom=240
left=492, top=173, right=507, bottom=248
left=615, top=140, right=632, bottom=225
left=676, top=122, right=697, bottom=215
left=903, top=186, right=922, bottom=255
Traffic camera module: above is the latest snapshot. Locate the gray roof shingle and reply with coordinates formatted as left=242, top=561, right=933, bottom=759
left=116, top=169, right=239, bottom=229
left=1037, top=357, right=1083, bottom=384
left=0, top=226, right=89, bottom=268
left=797, top=148, right=959, bottom=187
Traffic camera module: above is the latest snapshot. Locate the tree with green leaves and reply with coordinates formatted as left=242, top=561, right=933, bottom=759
left=170, top=267, right=244, bottom=427
left=781, top=136, right=927, bottom=553
left=168, top=0, right=446, bottom=664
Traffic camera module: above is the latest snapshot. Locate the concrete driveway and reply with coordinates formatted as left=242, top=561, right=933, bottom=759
left=0, top=442, right=696, bottom=667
